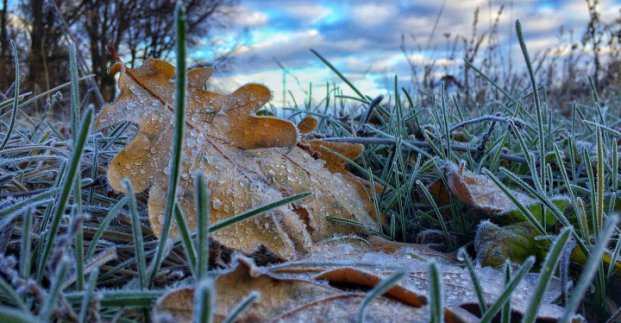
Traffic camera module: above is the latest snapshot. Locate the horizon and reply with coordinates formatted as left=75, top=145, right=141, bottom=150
left=3, top=0, right=621, bottom=106
left=207, top=0, right=621, bottom=106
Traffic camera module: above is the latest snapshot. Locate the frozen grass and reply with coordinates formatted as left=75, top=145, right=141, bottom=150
left=0, top=6, right=620, bottom=323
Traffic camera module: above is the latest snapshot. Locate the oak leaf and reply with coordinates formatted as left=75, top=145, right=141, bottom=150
left=446, top=161, right=569, bottom=224
left=95, top=59, right=377, bottom=260
left=153, top=239, right=572, bottom=322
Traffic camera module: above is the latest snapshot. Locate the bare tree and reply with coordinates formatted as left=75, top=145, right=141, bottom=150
left=75, top=0, right=237, bottom=101
left=0, top=0, right=10, bottom=90
left=5, top=0, right=236, bottom=102
left=21, top=0, right=72, bottom=94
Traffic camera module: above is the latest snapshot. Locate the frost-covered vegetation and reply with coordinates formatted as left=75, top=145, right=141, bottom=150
left=1, top=2, right=621, bottom=323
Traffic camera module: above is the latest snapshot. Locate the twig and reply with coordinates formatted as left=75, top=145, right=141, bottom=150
left=448, top=114, right=524, bottom=133
left=473, top=116, right=499, bottom=160
left=356, top=94, right=384, bottom=135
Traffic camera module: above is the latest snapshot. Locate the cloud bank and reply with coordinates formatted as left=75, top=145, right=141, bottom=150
left=200, top=0, right=621, bottom=106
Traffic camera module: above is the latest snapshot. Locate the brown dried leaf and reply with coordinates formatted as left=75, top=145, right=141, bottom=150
left=313, top=267, right=427, bottom=307
left=154, top=255, right=428, bottom=323
left=305, top=138, right=383, bottom=221
left=96, top=59, right=377, bottom=260
left=297, top=116, right=318, bottom=134
left=446, top=161, right=535, bottom=214
left=283, top=239, right=569, bottom=321
left=367, top=234, right=457, bottom=263
left=154, top=240, right=572, bottom=322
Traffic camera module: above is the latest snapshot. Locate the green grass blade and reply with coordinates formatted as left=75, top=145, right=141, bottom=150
left=319, top=145, right=390, bottom=187
left=417, top=180, right=453, bottom=249
left=458, top=249, right=487, bottom=313
left=36, top=106, right=93, bottom=282
left=122, top=179, right=147, bottom=289
left=210, top=192, right=311, bottom=232
left=516, top=20, right=545, bottom=189
left=39, top=257, right=70, bottom=321
left=78, top=268, right=99, bottom=323
left=223, top=291, right=260, bottom=323
left=69, top=43, right=85, bottom=290
left=358, top=271, right=406, bottom=323
left=582, top=120, right=621, bottom=137
left=522, top=228, right=571, bottom=323
left=74, top=206, right=84, bottom=290
left=501, top=262, right=511, bottom=323
left=4, top=76, right=92, bottom=115
left=562, top=215, right=619, bottom=321
left=498, top=167, right=571, bottom=227
left=0, top=190, right=57, bottom=219
left=483, top=169, right=546, bottom=235
left=174, top=203, right=197, bottom=278
left=428, top=262, right=443, bottom=323
left=0, top=276, right=27, bottom=311
left=596, top=128, right=605, bottom=233
left=583, top=147, right=599, bottom=238
left=149, top=2, right=187, bottom=286
left=368, top=168, right=384, bottom=237
left=310, top=49, right=368, bottom=103
left=66, top=290, right=162, bottom=308
left=608, top=229, right=621, bottom=279
left=464, top=59, right=516, bottom=104
left=0, top=305, right=37, bottom=323
left=195, top=172, right=210, bottom=279
left=18, top=208, right=32, bottom=278
left=194, top=279, right=215, bottom=323
left=69, top=43, right=80, bottom=140
left=480, top=257, right=535, bottom=323
left=85, top=197, right=127, bottom=259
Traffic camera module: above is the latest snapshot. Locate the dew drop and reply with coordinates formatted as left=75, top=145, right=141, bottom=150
left=213, top=198, right=222, bottom=210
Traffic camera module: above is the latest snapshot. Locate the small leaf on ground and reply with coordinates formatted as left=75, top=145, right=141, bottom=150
left=475, top=221, right=548, bottom=267
left=446, top=161, right=568, bottom=224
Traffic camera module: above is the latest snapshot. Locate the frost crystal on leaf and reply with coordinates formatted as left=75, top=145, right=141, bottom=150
left=96, top=58, right=378, bottom=259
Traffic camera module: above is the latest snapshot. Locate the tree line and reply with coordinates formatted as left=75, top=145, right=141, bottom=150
left=0, top=0, right=236, bottom=105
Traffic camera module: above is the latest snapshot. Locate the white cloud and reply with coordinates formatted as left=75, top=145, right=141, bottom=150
left=217, top=0, right=621, bottom=104
left=351, top=3, right=396, bottom=27
left=282, top=4, right=332, bottom=25
left=233, top=5, right=269, bottom=27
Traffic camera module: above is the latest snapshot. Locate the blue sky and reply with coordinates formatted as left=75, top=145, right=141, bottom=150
left=3, top=0, right=620, bottom=105
left=203, top=0, right=621, bottom=106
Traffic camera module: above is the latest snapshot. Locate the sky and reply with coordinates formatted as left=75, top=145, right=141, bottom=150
left=203, top=0, right=621, bottom=106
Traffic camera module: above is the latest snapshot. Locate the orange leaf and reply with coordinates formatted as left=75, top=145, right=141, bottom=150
left=297, top=115, right=318, bottom=134
left=96, top=59, right=378, bottom=259
left=446, top=160, right=534, bottom=214
left=154, top=240, right=573, bottom=322
left=314, top=267, right=427, bottom=307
